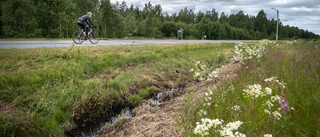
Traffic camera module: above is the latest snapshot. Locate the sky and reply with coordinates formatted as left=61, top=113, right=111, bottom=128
left=110, top=0, right=320, bottom=35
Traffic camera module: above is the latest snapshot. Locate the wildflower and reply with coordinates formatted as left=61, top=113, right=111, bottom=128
left=228, top=85, right=234, bottom=91
left=265, top=100, right=274, bottom=109
left=189, top=68, right=194, bottom=72
left=199, top=77, right=205, bottom=81
left=195, top=72, right=200, bottom=77
left=205, top=92, right=209, bottom=96
left=234, top=132, right=246, bottom=137
left=219, top=121, right=244, bottom=137
left=243, top=84, right=263, bottom=98
left=272, top=111, right=282, bottom=120
left=201, top=65, right=206, bottom=70
left=196, top=61, right=200, bottom=66
left=279, top=90, right=291, bottom=113
left=264, top=109, right=271, bottom=114
left=207, top=103, right=211, bottom=106
left=265, top=87, right=272, bottom=95
left=270, top=95, right=280, bottom=103
left=215, top=104, right=218, bottom=107
left=264, top=77, right=273, bottom=82
left=264, top=134, right=272, bottom=137
left=203, top=111, right=207, bottom=115
left=212, top=70, right=219, bottom=78
left=231, top=105, right=241, bottom=111
left=194, top=118, right=224, bottom=136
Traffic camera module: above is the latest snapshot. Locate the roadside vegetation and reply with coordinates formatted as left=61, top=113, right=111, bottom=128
left=180, top=40, right=320, bottom=136
left=2, top=0, right=319, bottom=40
left=0, top=43, right=233, bottom=136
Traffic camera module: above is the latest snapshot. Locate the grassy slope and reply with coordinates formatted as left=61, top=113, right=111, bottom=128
left=181, top=41, right=320, bottom=136
left=0, top=43, right=234, bottom=136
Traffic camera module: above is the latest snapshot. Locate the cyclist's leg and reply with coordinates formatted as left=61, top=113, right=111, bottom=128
left=77, top=22, right=86, bottom=32
left=85, top=25, right=89, bottom=38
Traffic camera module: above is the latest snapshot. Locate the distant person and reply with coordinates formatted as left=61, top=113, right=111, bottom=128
left=177, top=28, right=184, bottom=39
left=203, top=35, right=207, bottom=40
left=77, top=12, right=96, bottom=39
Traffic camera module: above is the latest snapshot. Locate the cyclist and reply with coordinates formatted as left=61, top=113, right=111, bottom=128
left=77, top=12, right=95, bottom=40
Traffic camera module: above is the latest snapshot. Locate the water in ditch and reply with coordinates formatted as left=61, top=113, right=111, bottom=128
left=74, top=88, right=182, bottom=136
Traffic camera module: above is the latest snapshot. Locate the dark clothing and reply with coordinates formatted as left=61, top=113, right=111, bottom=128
left=77, top=15, right=94, bottom=38
left=78, top=15, right=94, bottom=27
left=77, top=22, right=86, bottom=30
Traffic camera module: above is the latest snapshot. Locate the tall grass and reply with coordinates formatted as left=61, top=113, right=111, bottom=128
left=0, top=43, right=234, bottom=136
left=181, top=40, right=320, bottom=136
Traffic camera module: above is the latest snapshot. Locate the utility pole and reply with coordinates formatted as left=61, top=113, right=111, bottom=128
left=272, top=8, right=279, bottom=41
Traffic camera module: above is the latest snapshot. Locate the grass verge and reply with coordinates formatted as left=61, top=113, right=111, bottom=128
left=180, top=40, right=320, bottom=136
left=0, top=42, right=234, bottom=136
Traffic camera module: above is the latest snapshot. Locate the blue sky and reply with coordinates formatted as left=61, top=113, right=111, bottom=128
left=110, top=0, right=320, bottom=35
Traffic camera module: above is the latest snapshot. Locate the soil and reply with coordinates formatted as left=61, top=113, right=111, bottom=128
left=0, top=100, right=23, bottom=116
left=97, top=61, right=240, bottom=137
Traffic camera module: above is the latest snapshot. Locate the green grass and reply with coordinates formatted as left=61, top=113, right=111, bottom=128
left=0, top=42, right=235, bottom=136
left=180, top=40, right=320, bottom=136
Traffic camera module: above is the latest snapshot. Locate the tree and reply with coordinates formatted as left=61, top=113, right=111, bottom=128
left=100, top=0, right=125, bottom=38
left=219, top=12, right=228, bottom=24
left=178, top=7, right=195, bottom=24
left=124, top=11, right=138, bottom=37
left=162, top=21, right=177, bottom=37
left=2, top=0, right=40, bottom=38
left=198, top=17, right=213, bottom=39
left=196, top=11, right=205, bottom=23
left=254, top=10, right=268, bottom=37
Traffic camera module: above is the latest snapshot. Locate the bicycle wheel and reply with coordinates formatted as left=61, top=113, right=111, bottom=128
left=89, top=32, right=100, bottom=44
left=72, top=31, right=84, bottom=44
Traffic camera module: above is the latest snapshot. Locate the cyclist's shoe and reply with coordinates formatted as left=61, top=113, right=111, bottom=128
left=85, top=36, right=89, bottom=40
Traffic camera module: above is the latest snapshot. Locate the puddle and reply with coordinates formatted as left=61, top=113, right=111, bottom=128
left=72, top=88, right=183, bottom=136
left=74, top=107, right=132, bottom=137
left=148, top=88, right=183, bottom=106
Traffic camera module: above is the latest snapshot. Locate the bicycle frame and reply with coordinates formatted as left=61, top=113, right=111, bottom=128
left=73, top=27, right=99, bottom=44
left=80, top=28, right=93, bottom=38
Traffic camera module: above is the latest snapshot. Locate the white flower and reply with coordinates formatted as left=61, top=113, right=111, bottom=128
left=205, top=92, right=209, bottom=96
left=264, top=78, right=273, bottom=82
left=271, top=95, right=280, bottom=103
left=265, top=100, right=274, bottom=109
left=189, top=68, right=194, bottom=72
left=195, top=72, right=200, bottom=77
left=265, top=87, right=272, bottom=95
left=264, top=134, right=272, bottom=137
left=207, top=103, right=211, bottom=106
left=203, top=111, right=207, bottom=115
left=231, top=105, right=241, bottom=111
left=264, top=109, right=271, bottom=114
left=243, top=84, right=263, bottom=98
left=272, top=111, right=282, bottom=120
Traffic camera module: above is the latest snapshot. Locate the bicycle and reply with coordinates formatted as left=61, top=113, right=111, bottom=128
left=72, top=26, right=100, bottom=44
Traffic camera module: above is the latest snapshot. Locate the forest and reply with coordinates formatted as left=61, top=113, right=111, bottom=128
left=1, top=0, right=319, bottom=40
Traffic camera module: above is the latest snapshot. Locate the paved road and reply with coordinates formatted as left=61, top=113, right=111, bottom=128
left=0, top=40, right=257, bottom=49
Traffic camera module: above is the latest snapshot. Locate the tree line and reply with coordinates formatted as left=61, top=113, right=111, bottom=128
left=1, top=0, right=319, bottom=39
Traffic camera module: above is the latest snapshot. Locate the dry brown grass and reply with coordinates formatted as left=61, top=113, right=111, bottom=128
left=97, top=61, right=240, bottom=137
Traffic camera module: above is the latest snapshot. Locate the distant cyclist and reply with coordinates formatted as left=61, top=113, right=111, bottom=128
left=77, top=12, right=96, bottom=40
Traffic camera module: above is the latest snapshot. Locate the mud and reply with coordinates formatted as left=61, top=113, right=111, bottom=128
left=97, top=61, right=240, bottom=137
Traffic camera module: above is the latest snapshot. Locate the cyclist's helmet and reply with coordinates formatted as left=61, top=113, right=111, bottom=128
left=87, top=12, right=93, bottom=16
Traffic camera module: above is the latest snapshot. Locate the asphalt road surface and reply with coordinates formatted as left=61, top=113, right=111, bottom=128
left=0, top=40, right=257, bottom=49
